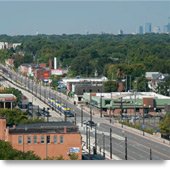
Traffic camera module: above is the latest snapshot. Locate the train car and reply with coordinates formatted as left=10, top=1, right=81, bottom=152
left=61, top=105, right=74, bottom=117
left=48, top=98, right=55, bottom=105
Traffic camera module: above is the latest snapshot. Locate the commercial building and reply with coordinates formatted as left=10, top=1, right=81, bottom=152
left=0, top=94, right=17, bottom=109
left=154, top=26, right=161, bottom=34
left=63, top=77, right=108, bottom=102
left=83, top=92, right=170, bottom=115
left=0, top=119, right=82, bottom=160
left=138, top=26, right=143, bottom=34
left=145, top=23, right=152, bottom=33
left=117, top=29, right=124, bottom=35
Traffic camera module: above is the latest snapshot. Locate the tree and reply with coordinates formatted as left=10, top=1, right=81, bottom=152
left=132, top=76, right=149, bottom=92
left=104, top=81, right=118, bottom=92
left=0, top=140, right=40, bottom=160
left=159, top=112, right=170, bottom=136
left=50, top=75, right=61, bottom=89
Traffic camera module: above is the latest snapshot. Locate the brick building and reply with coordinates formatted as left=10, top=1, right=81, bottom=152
left=83, top=92, right=170, bottom=116
left=0, top=119, right=82, bottom=160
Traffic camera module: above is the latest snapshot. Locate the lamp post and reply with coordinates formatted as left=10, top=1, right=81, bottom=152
left=154, top=108, right=156, bottom=130
left=100, top=95, right=102, bottom=118
left=143, top=104, right=146, bottom=136
left=81, top=105, right=83, bottom=127
left=149, top=105, right=151, bottom=128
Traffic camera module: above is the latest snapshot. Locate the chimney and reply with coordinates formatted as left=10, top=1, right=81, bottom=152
left=54, top=57, right=57, bottom=70
left=49, top=59, right=52, bottom=68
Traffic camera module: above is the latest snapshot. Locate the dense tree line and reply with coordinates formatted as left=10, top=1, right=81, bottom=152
left=1, top=33, right=170, bottom=91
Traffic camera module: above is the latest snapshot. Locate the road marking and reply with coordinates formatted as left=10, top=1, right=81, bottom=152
left=129, top=139, right=170, bottom=159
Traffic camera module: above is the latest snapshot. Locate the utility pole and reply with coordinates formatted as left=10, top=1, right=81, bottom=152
left=125, top=137, right=127, bottom=160
left=126, top=75, right=127, bottom=92
left=120, top=97, right=123, bottom=128
left=110, top=107, right=112, bottom=124
left=110, top=128, right=112, bottom=160
left=75, top=113, right=76, bottom=125
left=103, top=133, right=105, bottom=159
left=95, top=126, right=97, bottom=153
left=134, top=92, right=136, bottom=125
left=86, top=125, right=88, bottom=149
left=130, top=75, right=131, bottom=91
left=150, top=149, right=152, bottom=160
left=143, top=105, right=145, bottom=136
left=90, top=106, right=92, bottom=129
left=81, top=105, right=83, bottom=127
left=100, top=95, right=102, bottom=118
left=40, top=83, right=41, bottom=100
left=88, top=128, right=90, bottom=160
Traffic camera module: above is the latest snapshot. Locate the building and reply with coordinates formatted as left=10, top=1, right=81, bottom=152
left=0, top=42, right=8, bottom=49
left=63, top=77, right=108, bottom=102
left=154, top=26, right=161, bottom=34
left=163, top=25, right=169, bottom=34
left=145, top=72, right=170, bottom=91
left=0, top=42, right=21, bottom=50
left=117, top=29, right=123, bottom=35
left=145, top=23, right=152, bottom=33
left=83, top=92, right=170, bottom=115
left=0, top=119, right=82, bottom=160
left=138, top=26, right=143, bottom=34
left=0, top=94, right=17, bottom=109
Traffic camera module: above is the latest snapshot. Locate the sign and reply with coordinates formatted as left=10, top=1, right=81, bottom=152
left=142, top=124, right=145, bottom=130
left=51, top=69, right=63, bottom=76
left=5, top=98, right=14, bottom=101
left=69, top=147, right=80, bottom=153
left=43, top=72, right=49, bottom=78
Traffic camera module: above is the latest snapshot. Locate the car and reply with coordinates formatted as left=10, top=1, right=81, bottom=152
left=28, top=102, right=33, bottom=106
left=83, top=120, right=96, bottom=127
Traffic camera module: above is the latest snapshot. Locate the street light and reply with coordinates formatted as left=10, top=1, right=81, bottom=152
left=143, top=104, right=146, bottom=136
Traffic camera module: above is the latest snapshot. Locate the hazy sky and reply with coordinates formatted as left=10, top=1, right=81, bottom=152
left=0, top=1, right=170, bottom=35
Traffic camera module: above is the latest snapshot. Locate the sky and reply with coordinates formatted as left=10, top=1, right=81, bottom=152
left=0, top=1, right=170, bottom=35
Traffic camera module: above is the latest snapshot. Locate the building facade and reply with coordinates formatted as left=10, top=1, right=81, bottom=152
left=0, top=119, right=82, bottom=160
left=83, top=92, right=170, bottom=115
left=0, top=94, right=17, bottom=109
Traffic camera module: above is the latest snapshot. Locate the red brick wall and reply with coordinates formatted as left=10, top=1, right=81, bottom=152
left=0, top=118, right=6, bottom=140
left=6, top=132, right=82, bottom=160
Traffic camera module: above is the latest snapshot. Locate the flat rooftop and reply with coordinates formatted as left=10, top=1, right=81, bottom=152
left=9, top=121, right=79, bottom=134
left=85, top=92, right=170, bottom=100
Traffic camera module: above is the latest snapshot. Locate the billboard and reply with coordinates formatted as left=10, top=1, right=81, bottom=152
left=51, top=69, right=63, bottom=76
left=43, top=72, right=49, bottom=78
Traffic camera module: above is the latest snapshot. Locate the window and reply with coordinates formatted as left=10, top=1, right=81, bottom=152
left=41, top=136, right=44, bottom=144
left=34, top=136, right=37, bottom=144
left=83, top=89, right=85, bottom=92
left=89, top=89, right=92, bottom=92
left=105, top=100, right=111, bottom=105
left=27, top=136, right=31, bottom=144
left=47, top=136, right=50, bottom=144
left=60, top=136, right=63, bottom=144
left=54, top=136, right=57, bottom=144
left=136, top=108, right=139, bottom=112
left=98, top=89, right=100, bottom=92
left=18, top=136, right=22, bottom=144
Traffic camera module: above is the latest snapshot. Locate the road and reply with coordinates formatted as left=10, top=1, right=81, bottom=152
left=1, top=64, right=170, bottom=160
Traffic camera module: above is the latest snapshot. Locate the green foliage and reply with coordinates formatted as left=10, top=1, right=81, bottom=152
left=159, top=112, right=170, bottom=135
left=157, top=77, right=170, bottom=96
left=69, top=153, right=79, bottom=160
left=49, top=75, right=61, bottom=89
left=0, top=140, right=40, bottom=160
left=104, top=80, right=118, bottom=92
left=44, top=155, right=65, bottom=160
left=0, top=108, right=44, bottom=125
left=1, top=34, right=170, bottom=80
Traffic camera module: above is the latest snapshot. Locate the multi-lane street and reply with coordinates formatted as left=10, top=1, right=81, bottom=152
left=1, top=64, right=170, bottom=160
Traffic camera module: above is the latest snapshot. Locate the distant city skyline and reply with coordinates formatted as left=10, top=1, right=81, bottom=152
left=0, top=1, right=170, bottom=35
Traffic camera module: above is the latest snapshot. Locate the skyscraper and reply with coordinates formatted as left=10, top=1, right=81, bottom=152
left=163, top=25, right=169, bottom=33
left=117, top=29, right=123, bottom=35
left=154, top=26, right=161, bottom=34
left=138, top=26, right=143, bottom=34
left=145, top=23, right=152, bottom=33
